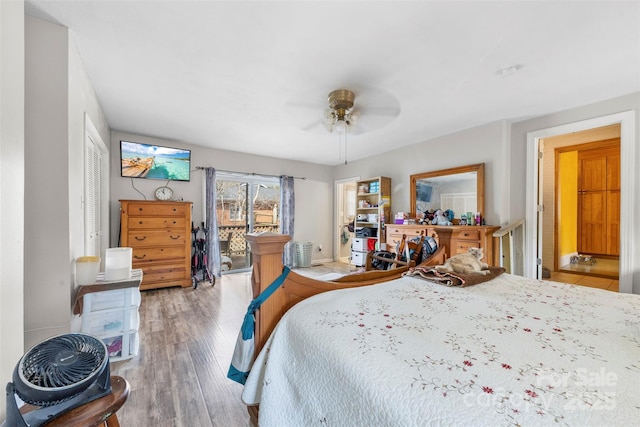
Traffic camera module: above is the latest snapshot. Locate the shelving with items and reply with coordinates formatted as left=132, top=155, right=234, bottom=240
left=81, top=307, right=140, bottom=361
left=101, top=332, right=139, bottom=360
left=75, top=270, right=142, bottom=361
left=352, top=176, right=391, bottom=266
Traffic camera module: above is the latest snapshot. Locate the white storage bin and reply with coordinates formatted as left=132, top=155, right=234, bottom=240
left=352, top=237, right=369, bottom=251
left=102, top=331, right=139, bottom=361
left=351, top=251, right=366, bottom=267
left=82, top=287, right=141, bottom=314
left=81, top=307, right=139, bottom=336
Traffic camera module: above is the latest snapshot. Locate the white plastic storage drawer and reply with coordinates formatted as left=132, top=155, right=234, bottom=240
left=102, top=331, right=139, bottom=361
left=352, top=237, right=369, bottom=252
left=81, top=307, right=139, bottom=336
left=82, top=287, right=141, bottom=314
left=351, top=251, right=367, bottom=267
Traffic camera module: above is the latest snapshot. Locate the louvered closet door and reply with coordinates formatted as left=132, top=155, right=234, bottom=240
left=85, top=134, right=103, bottom=256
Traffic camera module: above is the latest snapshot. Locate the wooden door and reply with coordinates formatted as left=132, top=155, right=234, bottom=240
left=577, top=141, right=620, bottom=256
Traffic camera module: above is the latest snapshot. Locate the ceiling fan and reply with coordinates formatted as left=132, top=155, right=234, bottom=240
left=290, top=86, right=400, bottom=135
left=323, top=89, right=359, bottom=133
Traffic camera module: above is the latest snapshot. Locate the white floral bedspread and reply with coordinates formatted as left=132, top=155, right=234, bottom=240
left=242, top=273, right=640, bottom=426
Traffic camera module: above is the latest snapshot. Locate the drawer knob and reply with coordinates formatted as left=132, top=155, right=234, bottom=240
left=173, top=208, right=177, bottom=212
left=134, top=236, right=147, bottom=241
left=138, top=221, right=143, bottom=225
left=138, top=208, right=143, bottom=211
left=170, top=235, right=180, bottom=240
left=134, top=254, right=146, bottom=260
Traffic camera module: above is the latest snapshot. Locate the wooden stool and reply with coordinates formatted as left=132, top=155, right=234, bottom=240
left=19, top=376, right=129, bottom=427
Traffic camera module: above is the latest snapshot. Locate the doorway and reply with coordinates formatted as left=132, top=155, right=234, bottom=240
left=548, top=131, right=620, bottom=284
left=335, top=178, right=357, bottom=265
left=215, top=174, right=280, bottom=272
left=525, top=111, right=635, bottom=294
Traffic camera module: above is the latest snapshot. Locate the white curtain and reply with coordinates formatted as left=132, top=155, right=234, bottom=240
left=280, top=175, right=295, bottom=267
left=205, top=168, right=222, bottom=278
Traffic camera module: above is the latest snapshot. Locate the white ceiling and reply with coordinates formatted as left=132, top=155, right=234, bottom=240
left=25, top=1, right=640, bottom=166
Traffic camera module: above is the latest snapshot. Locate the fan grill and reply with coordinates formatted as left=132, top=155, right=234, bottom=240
left=19, top=334, right=106, bottom=390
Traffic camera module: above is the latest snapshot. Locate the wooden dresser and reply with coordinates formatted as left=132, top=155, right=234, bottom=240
left=386, top=224, right=501, bottom=266
left=119, top=200, right=192, bottom=290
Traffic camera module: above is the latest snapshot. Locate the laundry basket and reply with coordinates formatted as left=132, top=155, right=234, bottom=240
left=295, top=241, right=313, bottom=268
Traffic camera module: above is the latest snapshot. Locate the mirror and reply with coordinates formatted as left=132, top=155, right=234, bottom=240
left=410, top=163, right=484, bottom=224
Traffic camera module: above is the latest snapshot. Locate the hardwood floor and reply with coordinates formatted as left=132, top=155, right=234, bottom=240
left=109, top=263, right=350, bottom=426
left=557, top=256, right=619, bottom=280
left=547, top=270, right=619, bottom=292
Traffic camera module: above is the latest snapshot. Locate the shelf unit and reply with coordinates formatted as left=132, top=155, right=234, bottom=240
left=352, top=176, right=391, bottom=266
left=79, top=270, right=142, bottom=361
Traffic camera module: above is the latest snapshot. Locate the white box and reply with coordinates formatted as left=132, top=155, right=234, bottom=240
left=352, top=238, right=369, bottom=251
left=351, top=251, right=367, bottom=266
left=82, top=287, right=141, bottom=314
left=81, top=307, right=139, bottom=336
left=102, top=331, right=139, bottom=361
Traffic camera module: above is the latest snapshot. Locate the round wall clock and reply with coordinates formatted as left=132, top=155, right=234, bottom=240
left=154, top=186, right=174, bottom=201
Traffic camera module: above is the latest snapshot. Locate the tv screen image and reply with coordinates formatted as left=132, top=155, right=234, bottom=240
left=120, top=140, right=191, bottom=181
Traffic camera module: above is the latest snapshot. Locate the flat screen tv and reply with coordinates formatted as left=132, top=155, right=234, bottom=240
left=120, top=140, right=191, bottom=181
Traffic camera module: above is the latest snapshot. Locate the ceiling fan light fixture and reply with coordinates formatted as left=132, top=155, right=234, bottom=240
left=324, top=89, right=358, bottom=164
left=333, top=119, right=348, bottom=133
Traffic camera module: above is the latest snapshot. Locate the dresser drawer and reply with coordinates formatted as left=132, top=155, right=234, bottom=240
left=452, top=229, right=480, bottom=241
left=127, top=217, right=187, bottom=230
left=132, top=246, right=186, bottom=263
left=140, top=264, right=188, bottom=283
left=127, top=229, right=187, bottom=246
left=386, top=226, right=425, bottom=237
left=126, top=203, right=188, bottom=217
left=453, top=241, right=480, bottom=255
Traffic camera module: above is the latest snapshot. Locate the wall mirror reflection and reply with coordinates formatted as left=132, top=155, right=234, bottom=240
left=410, top=163, right=484, bottom=223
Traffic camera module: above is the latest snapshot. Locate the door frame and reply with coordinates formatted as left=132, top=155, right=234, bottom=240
left=525, top=110, right=635, bottom=293
left=215, top=172, right=280, bottom=273
left=334, top=176, right=359, bottom=263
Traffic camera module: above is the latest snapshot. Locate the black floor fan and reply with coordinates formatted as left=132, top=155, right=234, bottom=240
left=3, top=333, right=111, bottom=427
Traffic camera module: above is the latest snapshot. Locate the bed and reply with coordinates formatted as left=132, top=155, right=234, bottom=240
left=241, top=233, right=640, bottom=426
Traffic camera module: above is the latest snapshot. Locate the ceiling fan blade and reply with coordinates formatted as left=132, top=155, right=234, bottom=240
left=301, top=119, right=323, bottom=132
left=357, top=105, right=401, bottom=117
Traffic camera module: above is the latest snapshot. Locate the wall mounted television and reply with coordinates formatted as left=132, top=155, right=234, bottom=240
left=120, top=140, right=191, bottom=182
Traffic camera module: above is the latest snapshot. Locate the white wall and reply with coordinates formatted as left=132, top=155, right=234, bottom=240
left=334, top=120, right=509, bottom=226
left=510, top=93, right=639, bottom=293
left=0, top=0, right=25, bottom=420
left=24, top=15, right=71, bottom=349
left=109, top=131, right=335, bottom=263
left=24, top=16, right=110, bottom=349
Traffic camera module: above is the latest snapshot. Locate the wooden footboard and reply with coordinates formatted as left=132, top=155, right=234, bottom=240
left=244, top=233, right=446, bottom=425
left=246, top=233, right=446, bottom=357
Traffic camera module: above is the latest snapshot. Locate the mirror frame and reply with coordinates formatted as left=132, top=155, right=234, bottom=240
left=410, top=163, right=485, bottom=220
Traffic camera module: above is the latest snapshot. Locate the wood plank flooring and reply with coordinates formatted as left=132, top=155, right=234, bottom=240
left=110, top=264, right=349, bottom=426
left=548, top=271, right=619, bottom=292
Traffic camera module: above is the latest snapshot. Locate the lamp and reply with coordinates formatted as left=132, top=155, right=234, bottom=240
left=324, top=90, right=358, bottom=164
